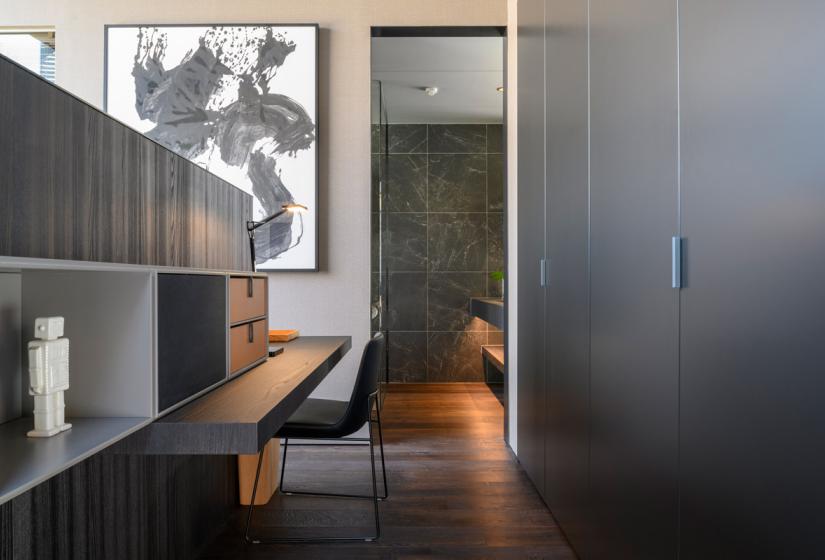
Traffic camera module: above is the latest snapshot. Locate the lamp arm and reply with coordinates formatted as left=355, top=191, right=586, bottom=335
left=247, top=208, right=288, bottom=232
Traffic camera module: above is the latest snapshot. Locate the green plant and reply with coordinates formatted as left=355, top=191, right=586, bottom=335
left=490, top=270, right=504, bottom=282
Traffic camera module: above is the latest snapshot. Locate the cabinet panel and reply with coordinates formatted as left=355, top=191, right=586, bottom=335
left=229, top=319, right=267, bottom=375
left=679, top=1, right=825, bottom=557
left=543, top=0, right=590, bottom=553
left=157, top=274, right=227, bottom=413
left=516, top=0, right=548, bottom=497
left=589, top=0, right=679, bottom=557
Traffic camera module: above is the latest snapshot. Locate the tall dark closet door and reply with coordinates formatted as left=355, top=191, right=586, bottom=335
left=588, top=0, right=679, bottom=558
left=516, top=0, right=548, bottom=497
left=679, top=2, right=825, bottom=557
left=543, top=0, right=590, bottom=553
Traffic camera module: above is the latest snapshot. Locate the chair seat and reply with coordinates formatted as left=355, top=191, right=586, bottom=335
left=276, top=398, right=355, bottom=439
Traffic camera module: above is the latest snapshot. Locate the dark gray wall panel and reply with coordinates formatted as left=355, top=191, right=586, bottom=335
left=589, top=0, right=679, bottom=557
left=543, top=0, right=591, bottom=554
left=0, top=55, right=251, bottom=271
left=679, top=1, right=825, bottom=557
left=516, top=0, right=547, bottom=497
left=157, top=274, right=227, bottom=413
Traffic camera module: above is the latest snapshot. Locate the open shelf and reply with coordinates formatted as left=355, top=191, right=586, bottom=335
left=0, top=416, right=152, bottom=504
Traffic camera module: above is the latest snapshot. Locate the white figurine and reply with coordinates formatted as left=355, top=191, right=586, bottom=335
left=27, top=317, right=72, bottom=437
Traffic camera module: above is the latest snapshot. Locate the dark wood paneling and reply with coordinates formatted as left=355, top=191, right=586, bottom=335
left=543, top=0, right=591, bottom=555
left=516, top=0, right=548, bottom=499
left=588, top=0, right=680, bottom=557
left=0, top=55, right=251, bottom=271
left=679, top=1, right=825, bottom=557
left=1, top=453, right=236, bottom=560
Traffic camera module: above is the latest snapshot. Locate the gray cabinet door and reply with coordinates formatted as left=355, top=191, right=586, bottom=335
left=589, top=0, right=680, bottom=557
left=679, top=1, right=825, bottom=557
left=516, top=0, right=548, bottom=498
left=543, top=0, right=591, bottom=553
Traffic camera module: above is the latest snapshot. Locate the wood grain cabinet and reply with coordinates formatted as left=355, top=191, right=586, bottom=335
left=518, top=0, right=825, bottom=558
left=229, top=277, right=267, bottom=324
left=229, top=275, right=269, bottom=376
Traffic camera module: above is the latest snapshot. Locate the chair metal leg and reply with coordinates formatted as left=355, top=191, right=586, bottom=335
left=244, top=396, right=385, bottom=544
left=375, top=399, right=389, bottom=499
left=280, top=397, right=388, bottom=501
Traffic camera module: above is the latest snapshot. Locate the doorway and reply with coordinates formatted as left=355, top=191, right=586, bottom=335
left=370, top=27, right=507, bottom=412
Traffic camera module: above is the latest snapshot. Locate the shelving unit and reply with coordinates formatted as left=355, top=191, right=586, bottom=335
left=0, top=256, right=267, bottom=506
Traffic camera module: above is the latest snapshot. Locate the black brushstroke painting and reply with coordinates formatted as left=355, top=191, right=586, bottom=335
left=129, top=26, right=316, bottom=265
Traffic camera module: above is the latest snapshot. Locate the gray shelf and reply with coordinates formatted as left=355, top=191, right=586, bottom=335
left=0, top=416, right=152, bottom=505
left=470, top=297, right=504, bottom=329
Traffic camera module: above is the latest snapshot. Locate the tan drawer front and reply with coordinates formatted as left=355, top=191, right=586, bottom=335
left=230, top=319, right=267, bottom=374
left=229, top=277, right=267, bottom=324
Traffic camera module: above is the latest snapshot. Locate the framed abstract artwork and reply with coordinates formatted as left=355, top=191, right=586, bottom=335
left=105, top=24, right=319, bottom=271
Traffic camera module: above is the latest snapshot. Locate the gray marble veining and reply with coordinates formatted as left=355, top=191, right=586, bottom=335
left=388, top=332, right=428, bottom=383
left=428, top=124, right=486, bottom=154
left=387, top=272, right=427, bottom=331
left=428, top=154, right=487, bottom=212
left=385, top=213, right=427, bottom=271
left=487, top=154, right=504, bottom=211
left=428, top=272, right=487, bottom=332
left=487, top=213, right=505, bottom=273
left=386, top=155, right=427, bottom=212
left=371, top=122, right=505, bottom=383
left=487, top=124, right=504, bottom=154
left=427, top=332, right=486, bottom=382
left=388, top=124, right=427, bottom=154
left=428, top=213, right=487, bottom=272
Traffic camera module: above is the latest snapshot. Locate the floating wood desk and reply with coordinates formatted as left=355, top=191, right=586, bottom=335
left=116, top=336, right=351, bottom=455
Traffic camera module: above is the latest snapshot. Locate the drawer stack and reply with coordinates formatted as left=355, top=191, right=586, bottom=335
left=229, top=276, right=268, bottom=375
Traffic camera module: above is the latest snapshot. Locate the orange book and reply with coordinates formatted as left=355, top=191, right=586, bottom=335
left=269, top=329, right=299, bottom=342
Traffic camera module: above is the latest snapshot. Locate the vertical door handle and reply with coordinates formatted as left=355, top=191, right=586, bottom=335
left=248, top=322, right=254, bottom=343
left=540, top=258, right=549, bottom=287
left=672, top=236, right=682, bottom=289
left=247, top=277, right=254, bottom=297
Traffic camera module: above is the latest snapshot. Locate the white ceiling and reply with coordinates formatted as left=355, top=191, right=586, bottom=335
left=371, top=36, right=504, bottom=124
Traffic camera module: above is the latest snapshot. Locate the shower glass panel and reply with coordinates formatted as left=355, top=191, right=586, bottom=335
left=371, top=80, right=390, bottom=397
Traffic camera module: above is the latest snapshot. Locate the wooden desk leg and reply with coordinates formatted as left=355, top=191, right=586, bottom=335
left=238, top=438, right=280, bottom=505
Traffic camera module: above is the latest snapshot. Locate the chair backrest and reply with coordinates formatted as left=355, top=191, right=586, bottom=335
left=337, top=332, right=385, bottom=435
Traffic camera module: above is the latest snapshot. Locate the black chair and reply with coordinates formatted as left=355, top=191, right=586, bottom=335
left=244, top=333, right=388, bottom=544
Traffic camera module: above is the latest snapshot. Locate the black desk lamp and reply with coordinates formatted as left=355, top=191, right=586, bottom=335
left=247, top=203, right=308, bottom=271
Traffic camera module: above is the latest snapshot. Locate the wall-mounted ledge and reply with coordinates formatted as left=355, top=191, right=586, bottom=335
left=112, top=336, right=352, bottom=455
left=470, top=297, right=504, bottom=330
left=0, top=416, right=152, bottom=505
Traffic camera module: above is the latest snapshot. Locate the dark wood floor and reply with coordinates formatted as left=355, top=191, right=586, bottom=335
left=201, top=383, right=576, bottom=559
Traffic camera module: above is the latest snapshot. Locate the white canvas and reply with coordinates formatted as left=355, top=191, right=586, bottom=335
left=105, top=25, right=318, bottom=270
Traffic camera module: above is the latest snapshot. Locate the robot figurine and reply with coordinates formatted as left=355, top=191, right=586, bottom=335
left=27, top=317, right=72, bottom=438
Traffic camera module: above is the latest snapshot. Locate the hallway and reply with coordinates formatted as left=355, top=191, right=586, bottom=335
left=203, top=384, right=576, bottom=559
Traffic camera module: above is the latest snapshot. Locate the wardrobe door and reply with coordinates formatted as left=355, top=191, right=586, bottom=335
left=543, top=0, right=590, bottom=552
left=588, top=0, right=679, bottom=558
left=679, top=1, right=825, bottom=557
left=516, top=0, right=547, bottom=497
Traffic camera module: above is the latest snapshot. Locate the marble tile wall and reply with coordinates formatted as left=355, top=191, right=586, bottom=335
left=371, top=124, right=505, bottom=382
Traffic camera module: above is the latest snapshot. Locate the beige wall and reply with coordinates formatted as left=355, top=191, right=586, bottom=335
left=0, top=1, right=507, bottom=404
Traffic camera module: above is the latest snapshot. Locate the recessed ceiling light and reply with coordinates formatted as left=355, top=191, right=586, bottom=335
left=496, top=86, right=505, bottom=93
left=424, top=86, right=439, bottom=96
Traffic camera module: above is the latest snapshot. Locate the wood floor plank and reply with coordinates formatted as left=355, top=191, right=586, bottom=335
left=200, top=383, right=576, bottom=559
